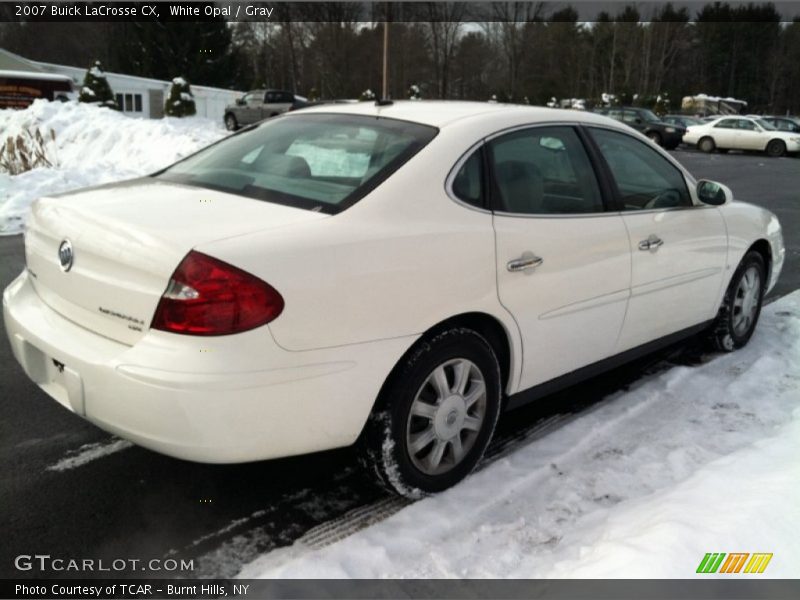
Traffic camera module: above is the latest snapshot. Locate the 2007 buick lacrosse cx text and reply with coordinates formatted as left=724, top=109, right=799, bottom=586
left=3, top=102, right=784, bottom=497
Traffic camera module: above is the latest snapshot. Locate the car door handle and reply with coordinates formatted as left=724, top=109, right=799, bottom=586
left=638, top=235, right=664, bottom=251
left=507, top=253, right=544, bottom=272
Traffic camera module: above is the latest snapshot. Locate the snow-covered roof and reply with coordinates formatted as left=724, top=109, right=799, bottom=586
left=685, top=94, right=748, bottom=106
left=0, top=69, right=74, bottom=83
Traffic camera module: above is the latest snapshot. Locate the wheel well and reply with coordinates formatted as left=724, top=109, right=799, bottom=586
left=748, top=239, right=772, bottom=282
left=422, top=312, right=512, bottom=393
left=361, top=312, right=514, bottom=431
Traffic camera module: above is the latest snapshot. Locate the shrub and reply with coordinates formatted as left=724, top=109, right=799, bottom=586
left=78, top=61, right=118, bottom=109
left=164, top=77, right=197, bottom=117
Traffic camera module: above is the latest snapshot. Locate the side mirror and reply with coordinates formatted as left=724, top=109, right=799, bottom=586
left=236, top=98, right=245, bottom=106
left=634, top=118, right=643, bottom=125
left=696, top=179, right=733, bottom=206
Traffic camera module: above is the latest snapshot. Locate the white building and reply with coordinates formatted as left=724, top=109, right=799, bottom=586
left=0, top=48, right=242, bottom=121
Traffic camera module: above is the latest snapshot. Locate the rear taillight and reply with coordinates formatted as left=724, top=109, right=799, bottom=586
left=151, top=251, right=284, bottom=336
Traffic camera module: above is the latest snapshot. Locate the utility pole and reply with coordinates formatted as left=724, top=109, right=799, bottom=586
left=382, top=3, right=391, bottom=98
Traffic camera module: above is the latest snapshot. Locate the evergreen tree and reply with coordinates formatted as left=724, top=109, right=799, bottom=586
left=164, top=77, right=197, bottom=117
left=78, top=61, right=118, bottom=109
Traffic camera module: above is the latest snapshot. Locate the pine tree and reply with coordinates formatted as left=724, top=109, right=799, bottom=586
left=164, top=77, right=197, bottom=117
left=78, top=61, right=118, bottom=109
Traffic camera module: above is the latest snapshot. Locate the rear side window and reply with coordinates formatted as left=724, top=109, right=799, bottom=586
left=487, top=126, right=604, bottom=215
left=589, top=128, right=691, bottom=211
left=156, top=115, right=438, bottom=214
left=451, top=150, right=483, bottom=207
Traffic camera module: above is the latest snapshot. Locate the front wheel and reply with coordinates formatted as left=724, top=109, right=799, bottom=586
left=224, top=113, right=238, bottom=131
left=358, top=328, right=502, bottom=498
left=647, top=131, right=663, bottom=146
left=708, top=251, right=766, bottom=351
left=766, top=139, right=786, bottom=158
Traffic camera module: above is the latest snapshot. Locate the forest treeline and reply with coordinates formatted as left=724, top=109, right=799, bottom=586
left=2, top=2, right=799, bottom=113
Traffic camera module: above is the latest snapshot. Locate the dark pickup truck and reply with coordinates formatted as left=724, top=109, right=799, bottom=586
left=594, top=107, right=685, bottom=150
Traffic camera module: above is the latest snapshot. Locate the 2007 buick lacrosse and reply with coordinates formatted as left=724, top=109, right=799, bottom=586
left=3, top=102, right=784, bottom=497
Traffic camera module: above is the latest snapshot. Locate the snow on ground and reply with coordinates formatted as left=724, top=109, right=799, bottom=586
left=240, top=292, right=800, bottom=579
left=46, top=438, right=133, bottom=472
left=0, top=100, right=227, bottom=235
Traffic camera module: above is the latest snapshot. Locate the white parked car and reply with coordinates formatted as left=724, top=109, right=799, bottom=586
left=683, top=115, right=800, bottom=157
left=3, top=102, right=785, bottom=497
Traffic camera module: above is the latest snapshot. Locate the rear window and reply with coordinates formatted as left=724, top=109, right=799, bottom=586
left=156, top=114, right=438, bottom=214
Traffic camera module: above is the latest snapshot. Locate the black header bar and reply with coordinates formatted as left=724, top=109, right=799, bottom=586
left=2, top=2, right=800, bottom=23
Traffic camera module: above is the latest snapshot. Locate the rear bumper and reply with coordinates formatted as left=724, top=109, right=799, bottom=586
left=3, top=270, right=415, bottom=463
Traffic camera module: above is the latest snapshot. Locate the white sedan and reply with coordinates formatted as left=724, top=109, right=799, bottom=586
left=683, top=115, right=800, bottom=157
left=3, top=102, right=785, bottom=497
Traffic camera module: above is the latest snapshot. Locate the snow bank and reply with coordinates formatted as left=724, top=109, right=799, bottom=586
left=0, top=100, right=227, bottom=235
left=240, top=292, right=800, bottom=578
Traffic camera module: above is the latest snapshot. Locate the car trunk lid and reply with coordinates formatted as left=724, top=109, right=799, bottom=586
left=24, top=178, right=326, bottom=345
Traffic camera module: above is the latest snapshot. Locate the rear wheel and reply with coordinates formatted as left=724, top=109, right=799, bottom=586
left=698, top=137, right=716, bottom=153
left=708, top=251, right=766, bottom=351
left=766, top=139, right=786, bottom=158
left=358, top=328, right=502, bottom=498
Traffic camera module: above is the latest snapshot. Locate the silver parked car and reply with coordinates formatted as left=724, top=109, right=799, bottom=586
left=223, top=89, right=306, bottom=130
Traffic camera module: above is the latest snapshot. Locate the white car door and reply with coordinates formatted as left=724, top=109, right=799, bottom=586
left=488, top=125, right=632, bottom=391
left=710, top=118, right=738, bottom=148
left=586, top=127, right=728, bottom=352
left=734, top=119, right=767, bottom=150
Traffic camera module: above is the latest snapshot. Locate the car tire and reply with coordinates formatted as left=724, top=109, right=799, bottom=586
left=698, top=137, right=716, bottom=153
left=708, top=251, right=766, bottom=352
left=766, top=139, right=786, bottom=158
left=224, top=113, right=239, bottom=131
left=358, top=328, right=502, bottom=499
left=647, top=131, right=663, bottom=146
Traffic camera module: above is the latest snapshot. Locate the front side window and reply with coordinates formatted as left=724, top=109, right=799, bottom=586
left=488, top=126, right=604, bottom=215
left=156, top=114, right=437, bottom=214
left=589, top=127, right=691, bottom=211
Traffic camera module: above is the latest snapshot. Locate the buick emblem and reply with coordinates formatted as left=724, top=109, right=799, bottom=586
left=58, top=239, right=74, bottom=272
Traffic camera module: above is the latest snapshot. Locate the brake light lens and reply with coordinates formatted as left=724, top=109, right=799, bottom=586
left=151, top=251, right=284, bottom=336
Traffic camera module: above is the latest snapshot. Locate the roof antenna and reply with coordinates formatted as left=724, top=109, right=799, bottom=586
left=375, top=98, right=393, bottom=107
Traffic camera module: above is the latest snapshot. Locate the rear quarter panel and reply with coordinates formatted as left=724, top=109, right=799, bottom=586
left=196, top=127, right=523, bottom=388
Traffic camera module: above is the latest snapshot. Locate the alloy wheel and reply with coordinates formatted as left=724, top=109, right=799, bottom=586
left=732, top=266, right=761, bottom=337
left=406, top=358, right=487, bottom=476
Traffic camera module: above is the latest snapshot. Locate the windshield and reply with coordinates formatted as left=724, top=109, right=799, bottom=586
left=755, top=119, right=776, bottom=131
left=156, top=114, right=438, bottom=214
